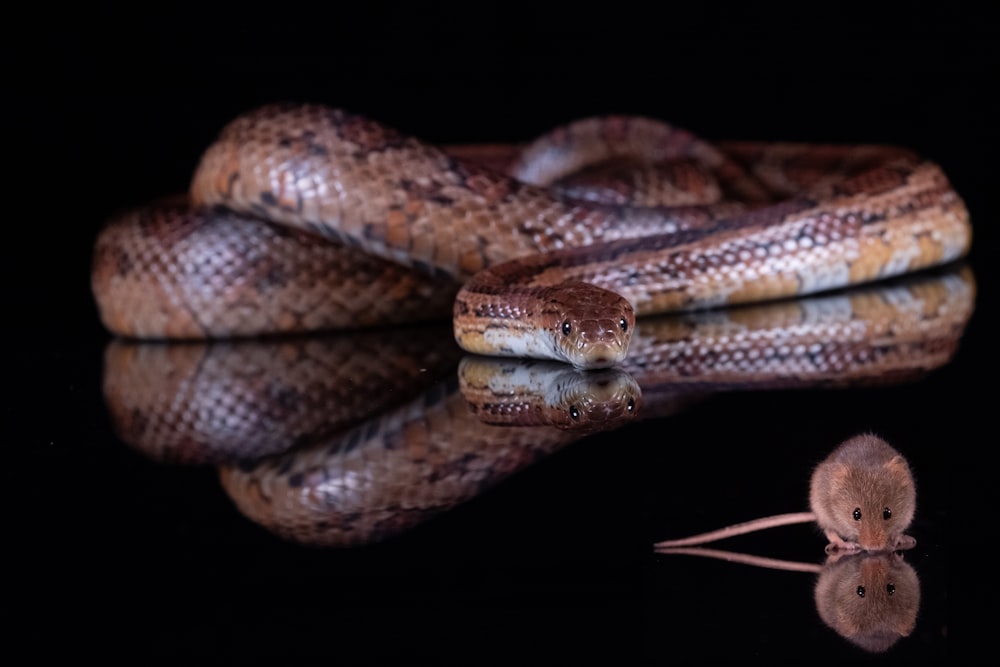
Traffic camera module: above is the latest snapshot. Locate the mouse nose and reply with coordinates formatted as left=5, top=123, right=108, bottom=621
left=859, top=523, right=888, bottom=552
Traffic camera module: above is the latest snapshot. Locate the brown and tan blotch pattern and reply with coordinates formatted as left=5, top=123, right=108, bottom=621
left=92, top=104, right=972, bottom=367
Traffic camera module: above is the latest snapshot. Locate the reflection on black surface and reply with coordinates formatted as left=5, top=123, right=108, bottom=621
left=102, top=324, right=462, bottom=465
left=816, top=551, right=921, bottom=652
left=218, top=372, right=610, bottom=546
left=625, top=265, right=976, bottom=401
left=653, top=547, right=920, bottom=653
left=101, top=266, right=974, bottom=547
left=458, top=357, right=641, bottom=431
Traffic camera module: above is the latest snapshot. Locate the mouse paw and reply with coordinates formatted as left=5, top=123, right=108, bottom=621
left=825, top=539, right=861, bottom=555
left=895, top=534, right=917, bottom=551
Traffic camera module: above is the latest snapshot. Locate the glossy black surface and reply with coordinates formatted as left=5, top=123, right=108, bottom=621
left=7, top=5, right=994, bottom=662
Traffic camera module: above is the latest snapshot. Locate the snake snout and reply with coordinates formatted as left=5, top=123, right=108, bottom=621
left=568, top=316, right=632, bottom=369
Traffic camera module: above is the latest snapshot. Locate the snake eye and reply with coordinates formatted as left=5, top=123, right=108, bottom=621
left=619, top=317, right=628, bottom=332
left=856, top=586, right=866, bottom=598
left=887, top=583, right=896, bottom=595
left=883, top=507, right=892, bottom=520
left=853, top=508, right=862, bottom=521
left=562, top=320, right=572, bottom=336
left=569, top=405, right=580, bottom=420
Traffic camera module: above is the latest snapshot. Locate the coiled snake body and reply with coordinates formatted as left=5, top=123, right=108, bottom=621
left=92, top=104, right=972, bottom=367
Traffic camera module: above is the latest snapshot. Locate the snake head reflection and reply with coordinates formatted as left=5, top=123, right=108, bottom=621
left=554, top=366, right=641, bottom=430
left=549, top=282, right=635, bottom=369
left=457, top=356, right=642, bottom=433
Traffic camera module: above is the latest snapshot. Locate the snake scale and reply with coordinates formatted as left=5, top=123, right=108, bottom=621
left=91, top=104, right=972, bottom=367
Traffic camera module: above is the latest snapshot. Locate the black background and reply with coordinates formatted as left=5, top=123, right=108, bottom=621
left=5, top=3, right=996, bottom=663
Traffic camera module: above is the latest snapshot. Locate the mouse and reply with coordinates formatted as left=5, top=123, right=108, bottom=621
left=652, top=545, right=921, bottom=653
left=813, top=551, right=920, bottom=653
left=654, top=433, right=917, bottom=554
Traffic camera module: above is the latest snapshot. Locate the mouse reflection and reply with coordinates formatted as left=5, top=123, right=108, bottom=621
left=654, top=546, right=920, bottom=653
left=816, top=551, right=920, bottom=652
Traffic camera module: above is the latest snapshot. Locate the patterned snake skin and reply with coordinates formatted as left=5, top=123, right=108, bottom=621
left=91, top=105, right=972, bottom=368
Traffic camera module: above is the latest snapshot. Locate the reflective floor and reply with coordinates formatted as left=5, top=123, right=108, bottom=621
left=15, top=272, right=977, bottom=661
left=8, top=7, right=994, bottom=662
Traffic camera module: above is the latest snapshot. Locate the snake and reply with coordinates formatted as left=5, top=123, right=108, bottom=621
left=91, top=103, right=972, bottom=368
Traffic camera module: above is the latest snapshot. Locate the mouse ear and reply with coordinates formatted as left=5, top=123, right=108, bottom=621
left=883, top=455, right=913, bottom=485
left=828, top=461, right=852, bottom=489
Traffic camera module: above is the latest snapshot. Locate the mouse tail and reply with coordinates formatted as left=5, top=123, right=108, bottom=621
left=652, top=546, right=824, bottom=572
left=653, top=511, right=817, bottom=548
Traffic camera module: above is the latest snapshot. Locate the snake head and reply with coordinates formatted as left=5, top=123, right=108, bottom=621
left=548, top=282, right=635, bottom=369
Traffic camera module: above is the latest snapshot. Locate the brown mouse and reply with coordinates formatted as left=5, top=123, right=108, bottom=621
left=813, top=551, right=920, bottom=653
left=652, top=546, right=922, bottom=653
left=654, top=433, right=917, bottom=554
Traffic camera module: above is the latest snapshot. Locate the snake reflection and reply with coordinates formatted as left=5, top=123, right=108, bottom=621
left=102, top=266, right=974, bottom=547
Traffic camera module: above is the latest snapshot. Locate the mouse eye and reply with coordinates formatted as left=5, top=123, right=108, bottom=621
left=626, top=398, right=635, bottom=412
left=853, top=508, right=862, bottom=521
left=562, top=320, right=572, bottom=336
left=883, top=507, right=892, bottom=520
left=569, top=405, right=580, bottom=420
left=887, top=583, right=896, bottom=595
left=619, top=317, right=628, bottom=332
left=856, top=586, right=866, bottom=598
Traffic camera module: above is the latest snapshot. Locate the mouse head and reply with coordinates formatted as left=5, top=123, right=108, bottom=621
left=829, top=448, right=916, bottom=551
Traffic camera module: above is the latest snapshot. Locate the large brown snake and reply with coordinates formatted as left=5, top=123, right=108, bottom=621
left=91, top=104, right=972, bottom=368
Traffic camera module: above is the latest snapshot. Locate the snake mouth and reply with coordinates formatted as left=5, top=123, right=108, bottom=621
left=569, top=341, right=629, bottom=369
